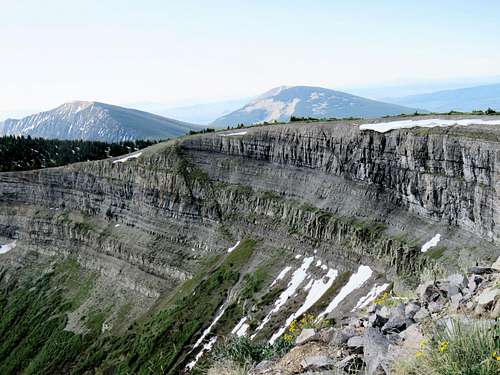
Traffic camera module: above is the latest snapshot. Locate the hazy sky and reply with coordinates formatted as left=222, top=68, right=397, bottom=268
left=2, top=0, right=500, bottom=114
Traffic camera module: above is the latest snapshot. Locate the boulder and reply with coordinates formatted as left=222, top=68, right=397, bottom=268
left=347, top=335, right=364, bottom=348
left=413, top=307, right=430, bottom=322
left=447, top=273, right=467, bottom=289
left=490, top=298, right=500, bottom=319
left=362, top=328, right=390, bottom=375
left=404, top=302, right=421, bottom=318
left=449, top=293, right=463, bottom=312
left=296, top=328, right=317, bottom=345
left=329, top=327, right=356, bottom=346
left=428, top=301, right=444, bottom=314
left=467, top=274, right=483, bottom=293
left=476, top=287, right=500, bottom=308
left=381, top=316, right=410, bottom=334
left=492, top=256, right=500, bottom=271
left=300, top=355, right=335, bottom=371
left=336, top=354, right=364, bottom=373
left=368, top=312, right=389, bottom=328
left=468, top=266, right=495, bottom=275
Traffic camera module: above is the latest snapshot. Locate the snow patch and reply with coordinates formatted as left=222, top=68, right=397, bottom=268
left=220, top=131, right=248, bottom=137
left=0, top=240, right=16, bottom=254
left=360, top=118, right=500, bottom=133
left=252, top=257, right=314, bottom=338
left=318, top=265, right=373, bottom=318
left=231, top=317, right=249, bottom=337
left=227, top=240, right=241, bottom=253
left=270, top=266, right=293, bottom=287
left=270, top=268, right=339, bottom=344
left=186, top=336, right=218, bottom=371
left=113, top=152, right=142, bottom=164
left=352, top=283, right=390, bottom=311
left=192, top=307, right=226, bottom=350
left=421, top=234, right=441, bottom=253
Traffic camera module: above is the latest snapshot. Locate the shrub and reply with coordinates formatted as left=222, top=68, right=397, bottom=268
left=210, top=337, right=292, bottom=368
left=394, top=319, right=500, bottom=375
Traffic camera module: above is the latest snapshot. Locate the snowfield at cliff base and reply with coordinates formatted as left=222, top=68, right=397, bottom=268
left=359, top=118, right=500, bottom=133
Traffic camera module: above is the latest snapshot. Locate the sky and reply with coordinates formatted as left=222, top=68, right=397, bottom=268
left=2, top=0, right=500, bottom=117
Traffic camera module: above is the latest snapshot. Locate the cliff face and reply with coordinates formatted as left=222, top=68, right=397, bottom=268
left=183, top=121, right=500, bottom=243
left=0, top=117, right=499, bottom=373
left=1, top=119, right=499, bottom=295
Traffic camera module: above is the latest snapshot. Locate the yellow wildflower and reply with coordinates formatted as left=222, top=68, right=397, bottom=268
left=492, top=351, right=500, bottom=361
left=415, top=350, right=424, bottom=358
left=438, top=340, right=449, bottom=353
left=419, top=339, right=428, bottom=349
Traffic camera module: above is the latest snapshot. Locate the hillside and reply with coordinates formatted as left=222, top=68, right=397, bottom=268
left=0, top=135, right=156, bottom=172
left=0, top=116, right=499, bottom=373
left=211, top=86, right=420, bottom=126
left=386, top=83, right=500, bottom=112
left=0, top=101, right=200, bottom=142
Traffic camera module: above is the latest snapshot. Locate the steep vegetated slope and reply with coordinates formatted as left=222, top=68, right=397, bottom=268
left=0, top=116, right=499, bottom=373
left=0, top=101, right=200, bottom=142
left=212, top=86, right=420, bottom=126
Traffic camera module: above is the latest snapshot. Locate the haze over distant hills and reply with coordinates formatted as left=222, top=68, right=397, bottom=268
left=386, top=83, right=500, bottom=113
left=0, top=101, right=200, bottom=142
left=211, top=86, right=420, bottom=126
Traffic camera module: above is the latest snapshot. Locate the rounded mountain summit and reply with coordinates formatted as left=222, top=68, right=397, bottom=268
left=211, top=86, right=421, bottom=126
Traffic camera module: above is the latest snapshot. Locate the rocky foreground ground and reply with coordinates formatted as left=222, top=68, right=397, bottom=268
left=210, top=256, right=500, bottom=375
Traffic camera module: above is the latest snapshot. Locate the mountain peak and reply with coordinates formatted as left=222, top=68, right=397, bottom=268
left=0, top=102, right=199, bottom=142
left=212, top=85, right=420, bottom=126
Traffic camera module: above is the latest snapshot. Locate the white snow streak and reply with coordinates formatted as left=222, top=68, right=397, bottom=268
left=0, top=240, right=16, bottom=254
left=186, top=336, right=218, bottom=371
left=270, top=268, right=339, bottom=344
left=251, top=257, right=314, bottom=338
left=421, top=234, right=441, bottom=253
left=352, top=283, right=390, bottom=311
left=270, top=266, right=292, bottom=287
left=192, top=307, right=226, bottom=350
left=113, top=152, right=142, bottom=163
left=220, top=131, right=248, bottom=137
left=227, top=240, right=241, bottom=253
left=318, top=265, right=373, bottom=318
left=360, top=118, right=500, bottom=133
left=231, top=317, right=249, bottom=337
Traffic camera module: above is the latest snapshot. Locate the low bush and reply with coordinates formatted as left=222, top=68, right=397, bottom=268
left=395, top=319, right=500, bottom=375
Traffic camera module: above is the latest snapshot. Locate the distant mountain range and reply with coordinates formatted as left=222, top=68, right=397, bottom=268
left=386, top=83, right=500, bottom=113
left=211, top=86, right=420, bottom=126
left=0, top=101, right=199, bottom=142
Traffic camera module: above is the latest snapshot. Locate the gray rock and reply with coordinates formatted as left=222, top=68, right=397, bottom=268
left=447, top=273, right=467, bottom=289
left=336, top=354, right=364, bottom=373
left=449, top=293, right=463, bottom=312
left=476, top=287, right=500, bottom=307
left=468, top=274, right=483, bottom=293
left=295, top=328, right=317, bottom=345
left=492, top=256, right=500, bottom=271
left=428, top=301, right=444, bottom=314
left=378, top=306, right=391, bottom=319
left=468, top=266, right=495, bottom=275
left=381, top=316, right=410, bottom=334
left=369, top=313, right=388, bottom=328
left=347, top=335, right=364, bottom=348
left=413, top=307, right=430, bottom=322
left=363, top=328, right=390, bottom=375
left=404, top=302, right=421, bottom=318
left=253, top=360, right=274, bottom=373
left=300, top=355, right=335, bottom=371
left=329, top=327, right=356, bottom=346
left=490, top=298, right=500, bottom=319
